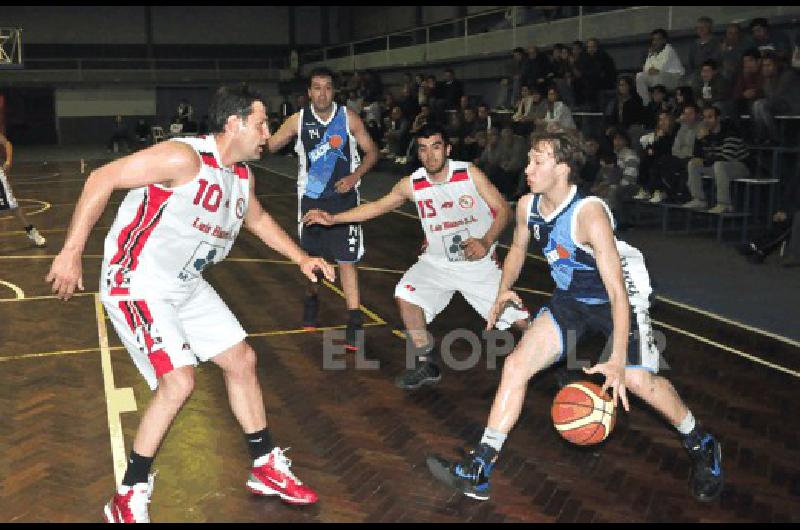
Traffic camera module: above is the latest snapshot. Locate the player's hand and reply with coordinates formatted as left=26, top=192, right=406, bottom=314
left=2, top=162, right=10, bottom=173
left=462, top=237, right=489, bottom=261
left=334, top=174, right=359, bottom=194
left=299, top=256, right=335, bottom=283
left=486, top=290, right=524, bottom=330
left=582, top=360, right=630, bottom=412
left=45, top=249, right=84, bottom=301
left=302, top=209, right=335, bottom=226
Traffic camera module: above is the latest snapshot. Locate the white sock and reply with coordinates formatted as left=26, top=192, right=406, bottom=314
left=480, top=427, right=507, bottom=452
left=675, top=411, right=696, bottom=436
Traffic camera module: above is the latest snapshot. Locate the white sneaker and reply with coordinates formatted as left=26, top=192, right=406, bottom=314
left=682, top=199, right=708, bottom=210
left=26, top=227, right=46, bottom=247
left=707, top=204, right=733, bottom=214
left=649, top=191, right=665, bottom=204
left=632, top=189, right=651, bottom=200
left=103, top=473, right=156, bottom=523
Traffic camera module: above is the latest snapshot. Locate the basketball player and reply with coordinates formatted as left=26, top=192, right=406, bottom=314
left=45, top=86, right=335, bottom=522
left=426, top=129, right=723, bottom=503
left=0, top=133, right=47, bottom=246
left=267, top=66, right=378, bottom=350
left=303, top=123, right=529, bottom=389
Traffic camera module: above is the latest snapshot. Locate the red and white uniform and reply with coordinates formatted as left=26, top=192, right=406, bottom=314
left=100, top=135, right=250, bottom=389
left=395, top=161, right=529, bottom=329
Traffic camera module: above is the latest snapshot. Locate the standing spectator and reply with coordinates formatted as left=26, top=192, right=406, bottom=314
left=415, top=74, right=427, bottom=106
left=720, top=23, right=752, bottom=81
left=635, top=110, right=679, bottom=203
left=605, top=76, right=646, bottom=137
left=582, top=38, right=618, bottom=110
left=525, top=45, right=552, bottom=93
left=540, top=86, right=576, bottom=131
left=410, top=104, right=431, bottom=135
left=549, top=44, right=576, bottom=107
left=398, top=85, right=420, bottom=122
left=494, top=77, right=513, bottom=110
left=107, top=115, right=131, bottom=152
left=731, top=48, right=764, bottom=134
left=383, top=106, right=410, bottom=160
left=510, top=47, right=532, bottom=103
left=569, top=40, right=595, bottom=107
left=445, top=111, right=466, bottom=160
left=425, top=75, right=444, bottom=122
left=684, top=106, right=749, bottom=213
left=440, top=68, right=464, bottom=111
left=687, top=16, right=722, bottom=85
left=752, top=51, right=800, bottom=144
left=693, top=59, right=732, bottom=115
left=636, top=29, right=685, bottom=104
left=457, top=95, right=471, bottom=114
left=749, top=18, right=793, bottom=61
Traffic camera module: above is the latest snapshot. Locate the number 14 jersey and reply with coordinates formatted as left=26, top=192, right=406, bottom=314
left=101, top=135, right=251, bottom=300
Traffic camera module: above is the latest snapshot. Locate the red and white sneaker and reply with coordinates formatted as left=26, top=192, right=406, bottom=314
left=103, top=474, right=155, bottom=523
left=246, top=447, right=318, bottom=505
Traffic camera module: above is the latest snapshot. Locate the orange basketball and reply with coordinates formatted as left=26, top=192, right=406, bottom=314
left=551, top=381, right=616, bottom=445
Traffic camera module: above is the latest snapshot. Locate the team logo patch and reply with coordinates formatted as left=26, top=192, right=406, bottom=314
left=458, top=195, right=475, bottom=209
left=178, top=242, right=226, bottom=281
left=236, top=198, right=246, bottom=219
left=443, top=229, right=470, bottom=262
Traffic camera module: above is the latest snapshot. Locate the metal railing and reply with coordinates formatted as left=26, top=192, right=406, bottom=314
left=301, top=6, right=631, bottom=67
left=21, top=56, right=289, bottom=72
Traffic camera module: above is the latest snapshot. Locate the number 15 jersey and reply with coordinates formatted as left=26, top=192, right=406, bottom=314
left=100, top=135, right=251, bottom=300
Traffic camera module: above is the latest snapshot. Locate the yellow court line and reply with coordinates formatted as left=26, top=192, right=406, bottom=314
left=249, top=321, right=385, bottom=338
left=0, top=346, right=124, bottom=362
left=0, top=199, right=51, bottom=220
left=0, top=292, right=97, bottom=303
left=0, top=279, right=25, bottom=299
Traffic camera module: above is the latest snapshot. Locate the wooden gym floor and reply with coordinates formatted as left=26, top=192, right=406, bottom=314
left=0, top=157, right=798, bottom=523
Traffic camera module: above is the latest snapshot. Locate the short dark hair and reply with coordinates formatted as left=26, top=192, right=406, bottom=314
left=652, top=84, right=668, bottom=94
left=477, top=102, right=489, bottom=110
left=208, top=85, right=264, bottom=133
left=444, top=68, right=454, bottom=75
left=651, top=28, right=668, bottom=40
left=761, top=50, right=779, bottom=63
left=426, top=74, right=436, bottom=82
left=308, top=66, right=336, bottom=87
left=742, top=47, right=761, bottom=61
left=683, top=102, right=700, bottom=114
left=612, top=130, right=630, bottom=146
left=703, top=105, right=721, bottom=117
left=702, top=59, right=719, bottom=70
left=530, top=128, right=586, bottom=183
left=512, top=47, right=526, bottom=55
left=415, top=122, right=450, bottom=146
left=749, top=17, right=768, bottom=29
left=697, top=16, right=713, bottom=26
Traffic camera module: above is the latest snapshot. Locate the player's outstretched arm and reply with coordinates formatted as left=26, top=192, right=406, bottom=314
left=303, top=176, right=412, bottom=226
left=243, top=170, right=335, bottom=283
left=464, top=163, right=511, bottom=260
left=486, top=195, right=533, bottom=330
left=46, top=141, right=200, bottom=300
left=265, top=113, right=298, bottom=154
left=577, top=201, right=631, bottom=412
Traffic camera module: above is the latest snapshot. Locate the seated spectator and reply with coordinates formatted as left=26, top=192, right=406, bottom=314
left=445, top=110, right=466, bottom=160
left=752, top=51, right=800, bottom=144
left=605, top=76, right=646, bottom=137
left=749, top=17, right=792, bottom=62
left=461, top=107, right=483, bottom=162
left=472, top=131, right=488, bottom=166
left=578, top=136, right=602, bottom=193
left=478, top=126, right=527, bottom=199
left=539, top=86, right=576, bottom=131
left=398, top=84, right=420, bottom=122
left=635, top=110, right=679, bottom=203
left=511, top=85, right=541, bottom=135
left=612, top=130, right=641, bottom=191
left=362, top=97, right=384, bottom=143
left=457, top=95, right=471, bottom=114
left=672, top=86, right=696, bottom=120
left=693, top=59, right=731, bottom=115
left=410, top=104, right=431, bottom=135
left=643, top=85, right=672, bottom=129
left=549, top=44, right=577, bottom=108
left=720, top=22, right=752, bottom=81
left=684, top=106, right=749, bottom=213
left=383, top=105, right=410, bottom=160
left=590, top=151, right=625, bottom=220
left=511, top=47, right=532, bottom=103
left=636, top=29, right=685, bottom=104
left=108, top=115, right=132, bottom=153
left=732, top=48, right=764, bottom=126
left=659, top=103, right=701, bottom=202
left=476, top=103, right=491, bottom=132
left=687, top=16, right=721, bottom=86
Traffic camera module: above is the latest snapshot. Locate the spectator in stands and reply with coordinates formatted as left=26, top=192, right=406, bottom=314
left=549, top=44, right=576, bottom=107
left=612, top=130, right=641, bottom=194
left=749, top=18, right=792, bottom=61
left=176, top=100, right=193, bottom=127
left=445, top=111, right=466, bottom=160
left=672, top=86, right=696, bottom=120
left=605, top=76, right=645, bottom=137
left=635, top=110, right=679, bottom=203
left=511, top=85, right=541, bottom=136
left=540, top=86, right=576, bottom=131
left=659, top=103, right=701, bottom=203
left=168, top=115, right=183, bottom=136
left=569, top=40, right=595, bottom=108
left=134, top=118, right=150, bottom=148
left=410, top=104, right=431, bottom=136
left=398, top=85, right=420, bottom=122
left=479, top=126, right=527, bottom=199
left=363, top=70, right=383, bottom=103
left=591, top=151, right=627, bottom=225
left=198, top=115, right=210, bottom=136
left=440, top=68, right=464, bottom=111
left=684, top=105, right=749, bottom=213
left=472, top=131, right=488, bottom=167
left=346, top=90, right=364, bottom=116
left=720, top=22, right=752, bottom=81
left=525, top=45, right=552, bottom=94
left=382, top=93, right=396, bottom=121
left=425, top=74, right=445, bottom=122
left=643, top=85, right=672, bottom=130
left=476, top=103, right=491, bottom=132
left=383, top=105, right=410, bottom=160
left=401, top=73, right=416, bottom=100
left=511, top=47, right=532, bottom=103
left=457, top=95, right=471, bottom=114
left=461, top=107, right=483, bottom=162
left=579, top=38, right=617, bottom=110
left=363, top=96, right=383, bottom=143
left=636, top=29, right=685, bottom=104
left=494, top=77, right=513, bottom=110
left=415, top=73, right=427, bottom=106
left=731, top=48, right=764, bottom=135
left=693, top=59, right=731, bottom=115
left=579, top=136, right=602, bottom=192
left=752, top=51, right=800, bottom=144
left=687, top=16, right=722, bottom=85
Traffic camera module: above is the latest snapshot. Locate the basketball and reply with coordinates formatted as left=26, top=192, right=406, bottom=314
left=551, top=381, right=616, bottom=446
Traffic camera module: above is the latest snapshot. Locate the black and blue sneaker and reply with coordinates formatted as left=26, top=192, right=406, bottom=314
left=426, top=443, right=497, bottom=501
left=684, top=431, right=724, bottom=502
left=345, top=309, right=363, bottom=351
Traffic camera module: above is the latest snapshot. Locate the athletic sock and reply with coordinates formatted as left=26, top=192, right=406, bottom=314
left=480, top=426, right=507, bottom=453
left=347, top=309, right=363, bottom=325
left=246, top=427, right=275, bottom=462
left=121, top=451, right=154, bottom=487
left=676, top=411, right=707, bottom=449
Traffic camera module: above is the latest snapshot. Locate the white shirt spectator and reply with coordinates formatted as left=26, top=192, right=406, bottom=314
left=643, top=43, right=685, bottom=76
left=543, top=101, right=576, bottom=130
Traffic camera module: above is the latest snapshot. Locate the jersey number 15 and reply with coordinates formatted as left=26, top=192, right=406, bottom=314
left=417, top=199, right=437, bottom=219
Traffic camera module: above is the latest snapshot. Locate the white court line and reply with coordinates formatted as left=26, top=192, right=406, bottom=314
left=94, top=294, right=137, bottom=487
left=0, top=280, right=25, bottom=299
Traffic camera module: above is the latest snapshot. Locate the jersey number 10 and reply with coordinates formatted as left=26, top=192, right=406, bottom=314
left=193, top=179, right=223, bottom=212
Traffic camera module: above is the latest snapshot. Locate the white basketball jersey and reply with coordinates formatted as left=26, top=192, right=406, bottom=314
left=101, top=135, right=250, bottom=299
left=410, top=161, right=497, bottom=269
